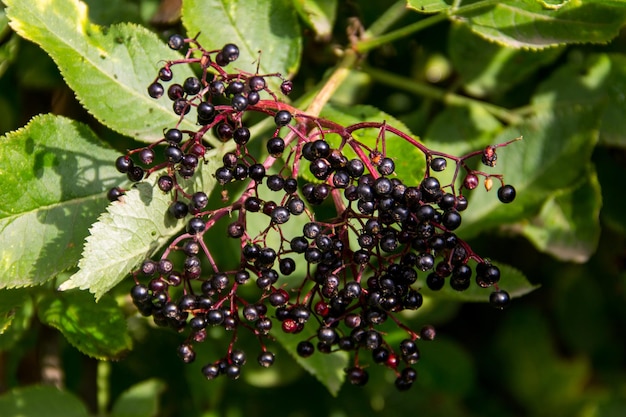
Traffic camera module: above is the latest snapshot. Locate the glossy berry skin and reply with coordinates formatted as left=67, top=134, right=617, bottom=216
left=221, top=43, right=240, bottom=62
left=267, top=137, right=285, bottom=156
left=497, top=185, right=516, bottom=203
left=107, top=187, right=124, bottom=201
left=168, top=34, right=185, bottom=50
left=431, top=157, right=447, bottom=172
left=187, top=217, right=206, bottom=234
left=274, top=110, right=292, bottom=126
left=490, top=290, right=511, bottom=309
left=115, top=155, right=133, bottom=173
left=183, top=77, right=202, bottom=95
left=148, top=82, right=164, bottom=98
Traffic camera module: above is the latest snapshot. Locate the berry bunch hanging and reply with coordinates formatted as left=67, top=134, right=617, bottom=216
left=112, top=34, right=519, bottom=390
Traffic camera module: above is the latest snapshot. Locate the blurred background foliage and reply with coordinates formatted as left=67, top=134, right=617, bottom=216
left=1, top=0, right=625, bottom=416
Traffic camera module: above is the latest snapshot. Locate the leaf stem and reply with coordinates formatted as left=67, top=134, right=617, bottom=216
left=362, top=65, right=522, bottom=125
left=364, top=0, right=409, bottom=38
left=355, top=13, right=448, bottom=53
left=97, top=360, right=111, bottom=417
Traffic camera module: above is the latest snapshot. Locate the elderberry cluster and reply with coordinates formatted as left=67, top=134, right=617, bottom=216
left=112, top=34, right=518, bottom=390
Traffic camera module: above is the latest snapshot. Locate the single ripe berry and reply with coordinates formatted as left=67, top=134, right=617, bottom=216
left=490, top=290, right=511, bottom=309
left=165, top=128, right=183, bottom=144
left=107, top=187, right=124, bottom=201
left=249, top=75, right=266, bottom=91
left=233, top=127, right=250, bottom=145
left=274, top=110, right=292, bottom=126
left=187, top=217, right=205, bottom=234
left=115, top=155, right=133, bottom=173
left=497, top=185, right=516, bottom=203
left=280, top=80, right=293, bottom=95
left=183, top=77, right=202, bottom=95
left=148, top=82, right=164, bottom=98
left=221, top=43, right=239, bottom=62
left=168, top=34, right=185, bottom=50
left=258, top=351, right=275, bottom=367
left=127, top=166, right=144, bottom=182
left=431, top=157, right=447, bottom=172
left=377, top=157, right=395, bottom=176
left=167, top=84, right=183, bottom=100
left=231, top=94, right=248, bottom=111
left=158, top=67, right=173, bottom=81
left=139, top=148, right=155, bottom=165
left=267, top=137, right=285, bottom=156
left=158, top=175, right=174, bottom=192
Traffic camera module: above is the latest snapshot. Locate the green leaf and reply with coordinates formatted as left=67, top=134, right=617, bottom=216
left=0, top=385, right=90, bottom=417
left=406, top=0, right=451, bottom=14
left=408, top=0, right=626, bottom=49
left=293, top=0, right=337, bottom=40
left=420, top=262, right=539, bottom=302
left=460, top=105, right=600, bottom=238
left=0, top=288, right=34, bottom=351
left=533, top=52, right=626, bottom=147
left=110, top=379, right=166, bottom=417
left=5, top=0, right=197, bottom=142
left=521, top=168, right=601, bottom=263
left=0, top=287, right=29, bottom=333
left=37, top=290, right=132, bottom=359
left=0, top=114, right=120, bottom=289
left=59, top=158, right=218, bottom=299
left=448, top=23, right=563, bottom=97
left=271, top=323, right=348, bottom=396
left=458, top=0, right=626, bottom=49
left=493, top=307, right=592, bottom=414
left=181, top=0, right=302, bottom=91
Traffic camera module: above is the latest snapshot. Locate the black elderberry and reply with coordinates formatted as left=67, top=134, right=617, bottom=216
left=215, top=167, right=233, bottom=185
left=266, top=137, right=285, bottom=156
left=227, top=222, right=244, bottom=238
left=347, top=159, right=365, bottom=178
left=258, top=351, right=275, bottom=367
left=165, top=145, right=183, bottom=163
left=442, top=210, right=462, bottom=230
left=221, top=43, right=240, bottom=62
left=231, top=94, right=248, bottom=111
left=158, top=66, right=173, bottom=81
left=476, top=262, right=501, bottom=287
left=187, top=217, right=206, bottom=234
left=183, top=77, right=202, bottom=95
left=164, top=128, right=183, bottom=144
left=310, top=158, right=332, bottom=180
left=190, top=192, right=208, bottom=212
left=169, top=201, right=188, bottom=219
left=244, top=196, right=262, bottom=212
left=167, top=83, right=183, bottom=100
left=346, top=367, right=369, bottom=386
left=216, top=123, right=234, bottom=141
left=226, top=80, right=245, bottom=95
left=233, top=127, right=251, bottom=145
left=431, top=157, right=447, bottom=172
left=248, top=164, right=266, bottom=181
left=274, top=110, right=292, bottom=126
left=242, top=243, right=261, bottom=261
left=497, top=184, right=516, bottom=203
left=377, top=157, right=395, bottom=176
left=107, top=187, right=124, bottom=201
left=270, top=206, right=290, bottom=225
left=234, top=269, right=250, bottom=284
left=420, top=325, right=436, bottom=341
left=168, top=34, right=185, bottom=50
left=127, top=166, right=144, bottom=182
left=172, top=98, right=191, bottom=116
left=148, top=82, right=164, bottom=98
left=130, top=283, right=150, bottom=303
left=197, top=102, right=215, bottom=122
left=249, top=75, right=266, bottom=91
left=463, top=173, right=479, bottom=190
left=332, top=170, right=351, bottom=188
left=247, top=90, right=260, bottom=105
left=178, top=344, right=196, bottom=363
left=290, top=236, right=308, bottom=253
left=115, top=155, right=133, bottom=173
left=280, top=80, right=293, bottom=95
left=297, top=341, right=315, bottom=357
left=139, top=148, right=154, bottom=165
left=209, top=80, right=225, bottom=96
left=183, top=240, right=200, bottom=256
